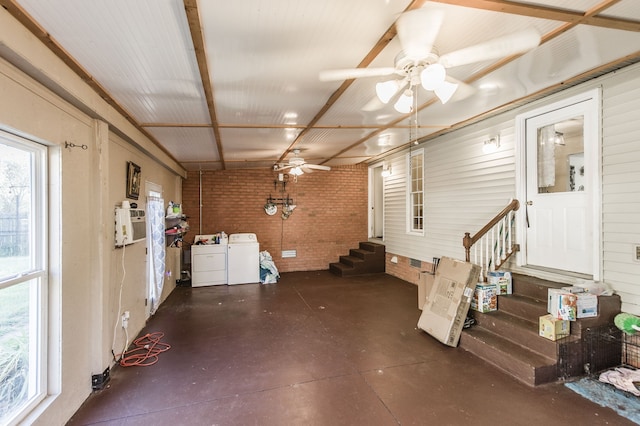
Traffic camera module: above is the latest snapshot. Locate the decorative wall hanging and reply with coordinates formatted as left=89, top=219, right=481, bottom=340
left=126, top=161, right=141, bottom=200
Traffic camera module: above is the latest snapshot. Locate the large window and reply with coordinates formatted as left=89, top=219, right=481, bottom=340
left=408, top=148, right=424, bottom=234
left=0, top=132, right=47, bottom=425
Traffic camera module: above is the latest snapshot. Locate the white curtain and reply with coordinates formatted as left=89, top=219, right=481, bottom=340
left=147, top=195, right=165, bottom=314
left=537, top=125, right=556, bottom=188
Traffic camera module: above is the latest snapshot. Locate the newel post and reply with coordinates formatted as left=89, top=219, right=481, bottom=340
left=463, top=232, right=472, bottom=262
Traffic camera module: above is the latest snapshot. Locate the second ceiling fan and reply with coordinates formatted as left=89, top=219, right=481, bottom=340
left=274, top=149, right=331, bottom=176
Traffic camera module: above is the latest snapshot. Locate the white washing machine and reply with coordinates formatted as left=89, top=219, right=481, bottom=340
left=227, top=233, right=260, bottom=285
left=191, top=234, right=228, bottom=286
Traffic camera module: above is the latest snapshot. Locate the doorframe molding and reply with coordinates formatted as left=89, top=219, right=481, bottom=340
left=514, top=87, right=602, bottom=281
left=368, top=164, right=384, bottom=240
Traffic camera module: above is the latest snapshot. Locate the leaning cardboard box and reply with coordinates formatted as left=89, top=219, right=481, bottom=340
left=418, top=271, right=436, bottom=310
left=417, top=257, right=481, bottom=347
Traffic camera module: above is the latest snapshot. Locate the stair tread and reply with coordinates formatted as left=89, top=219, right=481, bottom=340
left=502, top=293, right=547, bottom=305
left=359, top=242, right=385, bottom=253
left=341, top=255, right=365, bottom=262
left=462, top=326, right=556, bottom=366
left=512, top=273, right=566, bottom=289
left=351, top=248, right=377, bottom=256
left=474, top=309, right=538, bottom=329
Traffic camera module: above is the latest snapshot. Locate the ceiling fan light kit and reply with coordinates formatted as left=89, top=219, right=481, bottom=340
left=376, top=79, right=403, bottom=104
left=394, top=89, right=414, bottom=113
left=433, top=80, right=459, bottom=104
left=419, top=63, right=445, bottom=90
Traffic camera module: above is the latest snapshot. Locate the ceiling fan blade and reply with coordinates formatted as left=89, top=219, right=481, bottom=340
left=319, top=67, right=397, bottom=82
left=274, top=164, right=294, bottom=171
left=396, top=8, right=444, bottom=61
left=304, top=164, right=331, bottom=171
left=439, top=28, right=541, bottom=69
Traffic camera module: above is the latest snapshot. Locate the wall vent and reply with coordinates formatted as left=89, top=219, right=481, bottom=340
left=410, top=258, right=422, bottom=268
left=282, top=250, right=297, bottom=258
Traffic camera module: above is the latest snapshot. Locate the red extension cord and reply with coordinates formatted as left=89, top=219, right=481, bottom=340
left=118, top=332, right=171, bottom=367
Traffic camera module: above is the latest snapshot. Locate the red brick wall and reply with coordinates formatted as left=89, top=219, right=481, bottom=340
left=385, top=253, right=436, bottom=286
left=182, top=165, right=368, bottom=272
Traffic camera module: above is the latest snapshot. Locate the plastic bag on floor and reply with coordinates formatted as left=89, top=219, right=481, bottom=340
left=259, top=250, right=279, bottom=284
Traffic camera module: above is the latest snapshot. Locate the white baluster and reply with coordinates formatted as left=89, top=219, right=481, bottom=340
left=507, top=210, right=513, bottom=254
left=473, top=243, right=478, bottom=266
left=500, top=217, right=506, bottom=260
left=479, top=236, right=484, bottom=281
left=484, top=234, right=489, bottom=277
left=491, top=226, right=496, bottom=272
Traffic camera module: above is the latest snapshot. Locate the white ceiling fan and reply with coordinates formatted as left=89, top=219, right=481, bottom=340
left=274, top=149, right=331, bottom=175
left=319, top=8, right=540, bottom=112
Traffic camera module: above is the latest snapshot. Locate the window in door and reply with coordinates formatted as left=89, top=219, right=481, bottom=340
left=0, top=131, right=48, bottom=425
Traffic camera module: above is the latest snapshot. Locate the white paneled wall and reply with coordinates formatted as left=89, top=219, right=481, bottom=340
left=383, top=118, right=517, bottom=264
left=602, top=64, right=640, bottom=315
left=379, top=62, right=640, bottom=315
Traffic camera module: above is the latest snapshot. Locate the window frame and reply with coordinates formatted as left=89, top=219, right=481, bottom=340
left=406, top=148, right=425, bottom=235
left=0, top=130, right=48, bottom=426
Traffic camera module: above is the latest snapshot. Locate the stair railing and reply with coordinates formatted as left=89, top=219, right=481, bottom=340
left=463, top=199, right=520, bottom=281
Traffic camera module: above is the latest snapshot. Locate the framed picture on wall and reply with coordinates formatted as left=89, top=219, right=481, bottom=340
left=126, top=161, right=141, bottom=200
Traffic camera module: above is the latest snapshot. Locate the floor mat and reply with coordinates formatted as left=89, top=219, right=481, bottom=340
left=565, top=377, right=640, bottom=424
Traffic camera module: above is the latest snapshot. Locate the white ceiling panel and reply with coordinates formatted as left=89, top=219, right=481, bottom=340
left=218, top=128, right=298, bottom=160
left=6, top=0, right=640, bottom=172
left=599, top=2, right=640, bottom=20
left=517, top=0, right=605, bottom=12
left=17, top=0, right=208, bottom=124
left=198, top=0, right=412, bottom=126
left=146, top=127, right=218, bottom=162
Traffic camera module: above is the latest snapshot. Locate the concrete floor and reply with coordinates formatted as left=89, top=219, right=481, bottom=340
left=68, top=271, right=634, bottom=425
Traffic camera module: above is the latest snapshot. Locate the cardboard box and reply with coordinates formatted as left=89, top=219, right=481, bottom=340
left=471, top=283, right=498, bottom=313
left=418, top=272, right=436, bottom=310
left=417, top=257, right=481, bottom=347
left=576, top=293, right=598, bottom=318
left=548, top=289, right=578, bottom=321
left=539, top=314, right=570, bottom=341
left=487, top=271, right=512, bottom=295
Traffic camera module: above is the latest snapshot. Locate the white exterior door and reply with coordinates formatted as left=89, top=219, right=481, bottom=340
left=518, top=89, right=601, bottom=278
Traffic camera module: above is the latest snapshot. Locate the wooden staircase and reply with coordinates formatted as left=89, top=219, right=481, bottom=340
left=329, top=242, right=385, bottom=276
left=459, top=273, right=621, bottom=386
